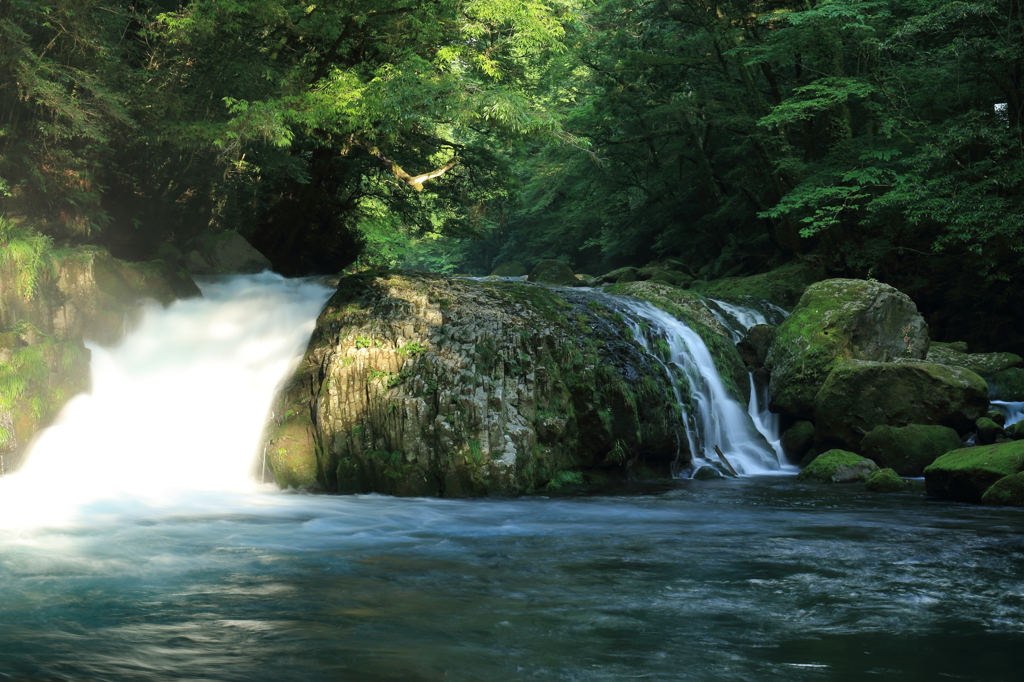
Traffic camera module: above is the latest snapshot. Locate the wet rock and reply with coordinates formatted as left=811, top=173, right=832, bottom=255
left=692, top=465, right=727, bottom=480
left=737, top=324, right=775, bottom=370
left=813, top=360, right=988, bottom=452
left=925, top=441, right=1024, bottom=503
left=859, top=423, right=965, bottom=477
left=975, top=417, right=1003, bottom=446
left=265, top=273, right=683, bottom=496
left=865, top=468, right=910, bottom=493
left=797, top=449, right=878, bottom=483
left=766, top=279, right=929, bottom=419
left=980, top=471, right=1024, bottom=506
left=527, top=260, right=578, bottom=287
left=781, top=420, right=815, bottom=464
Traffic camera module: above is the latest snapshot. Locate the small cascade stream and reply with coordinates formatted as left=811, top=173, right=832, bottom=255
left=583, top=291, right=787, bottom=475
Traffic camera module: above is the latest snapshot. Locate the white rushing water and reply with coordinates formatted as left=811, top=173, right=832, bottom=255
left=610, top=297, right=785, bottom=475
left=0, top=272, right=333, bottom=529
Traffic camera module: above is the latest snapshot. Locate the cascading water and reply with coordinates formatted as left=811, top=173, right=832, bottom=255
left=593, top=293, right=786, bottom=475
left=991, top=400, right=1024, bottom=426
left=0, top=272, right=333, bottom=528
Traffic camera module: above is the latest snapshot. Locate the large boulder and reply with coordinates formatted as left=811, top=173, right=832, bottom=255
left=264, top=273, right=683, bottom=496
left=766, top=279, right=930, bottom=419
left=814, top=360, right=988, bottom=452
left=780, top=420, right=815, bottom=463
left=925, top=442, right=1024, bottom=503
left=796, top=449, right=878, bottom=483
left=858, top=423, right=964, bottom=477
left=527, top=260, right=578, bottom=287
left=184, top=230, right=272, bottom=275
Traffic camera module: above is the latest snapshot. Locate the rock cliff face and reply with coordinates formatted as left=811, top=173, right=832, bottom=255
left=264, top=272, right=684, bottom=496
left=1, top=246, right=199, bottom=472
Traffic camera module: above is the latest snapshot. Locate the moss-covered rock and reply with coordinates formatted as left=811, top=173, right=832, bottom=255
left=814, top=360, right=988, bottom=452
left=865, top=468, right=910, bottom=492
left=527, top=260, right=578, bottom=287
left=797, top=449, right=878, bottom=483
left=924, top=442, right=1024, bottom=502
left=265, top=273, right=683, bottom=496
left=184, top=230, right=272, bottom=275
left=975, top=417, right=1003, bottom=445
left=781, top=420, right=815, bottom=463
left=859, top=423, right=965, bottom=477
left=689, top=261, right=822, bottom=309
left=926, top=345, right=1022, bottom=377
left=607, top=281, right=748, bottom=402
left=737, top=324, right=775, bottom=370
left=490, top=261, right=528, bottom=277
left=987, top=368, right=1024, bottom=401
left=765, top=279, right=929, bottom=419
left=980, top=471, right=1024, bottom=506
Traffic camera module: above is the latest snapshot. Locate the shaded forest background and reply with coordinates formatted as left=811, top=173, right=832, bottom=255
left=1, top=0, right=1022, bottom=350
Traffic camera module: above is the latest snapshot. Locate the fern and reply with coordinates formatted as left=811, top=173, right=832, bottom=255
left=0, top=217, right=56, bottom=300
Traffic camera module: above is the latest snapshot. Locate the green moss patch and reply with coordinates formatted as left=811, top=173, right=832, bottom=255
left=981, top=472, right=1024, bottom=506
left=925, top=442, right=1024, bottom=502
left=797, top=449, right=878, bottom=483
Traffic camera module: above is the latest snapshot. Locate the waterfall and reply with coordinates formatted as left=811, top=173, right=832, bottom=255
left=0, top=272, right=333, bottom=528
left=599, top=295, right=785, bottom=475
left=991, top=400, right=1024, bottom=427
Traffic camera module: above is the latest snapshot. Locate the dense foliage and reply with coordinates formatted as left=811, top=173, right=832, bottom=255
left=1, top=1, right=1022, bottom=346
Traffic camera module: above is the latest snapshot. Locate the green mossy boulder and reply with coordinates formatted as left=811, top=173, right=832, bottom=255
left=926, top=345, right=1022, bottom=377
left=924, top=441, right=1024, bottom=502
left=975, top=417, right=1003, bottom=445
left=689, top=261, right=822, bottom=309
left=781, top=420, right=815, bottom=463
left=987, top=368, right=1024, bottom=401
left=797, top=449, right=879, bottom=483
left=865, top=468, right=910, bottom=492
left=765, top=279, right=930, bottom=419
left=692, top=465, right=727, bottom=480
left=490, top=261, right=528, bottom=277
left=814, top=360, right=988, bottom=452
left=266, top=273, right=684, bottom=496
left=980, top=472, right=1024, bottom=506
left=859, top=423, right=965, bottom=477
left=528, top=260, right=578, bottom=287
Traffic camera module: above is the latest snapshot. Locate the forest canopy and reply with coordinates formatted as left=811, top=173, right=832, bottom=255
left=2, top=1, right=1022, bottom=339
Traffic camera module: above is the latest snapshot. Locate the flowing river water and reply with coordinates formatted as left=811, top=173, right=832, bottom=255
left=1, top=275, right=1021, bottom=681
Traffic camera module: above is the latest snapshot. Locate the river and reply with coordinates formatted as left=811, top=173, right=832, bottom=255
left=0, top=274, right=1020, bottom=680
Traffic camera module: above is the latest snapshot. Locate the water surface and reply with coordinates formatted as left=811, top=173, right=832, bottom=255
left=2, top=479, right=1021, bottom=681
